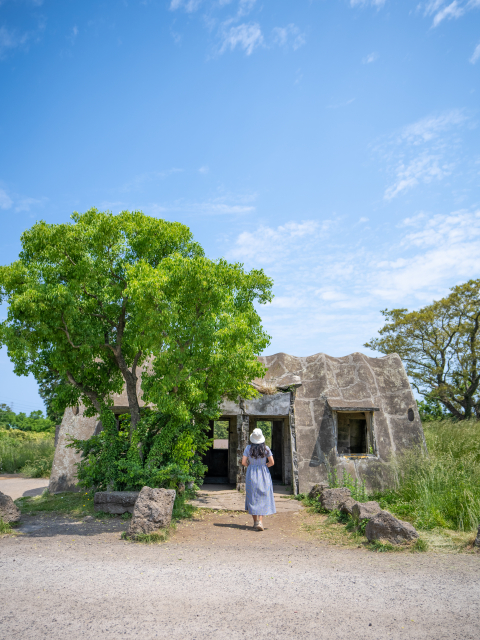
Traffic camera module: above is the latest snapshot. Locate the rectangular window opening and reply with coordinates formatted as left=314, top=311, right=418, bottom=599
left=213, top=420, right=229, bottom=449
left=336, top=411, right=374, bottom=456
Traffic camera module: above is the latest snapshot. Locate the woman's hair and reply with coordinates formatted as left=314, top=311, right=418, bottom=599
left=249, top=442, right=267, bottom=459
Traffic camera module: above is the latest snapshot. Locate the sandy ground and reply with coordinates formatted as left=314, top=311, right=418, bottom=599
left=0, top=475, right=49, bottom=500
left=1, top=507, right=480, bottom=640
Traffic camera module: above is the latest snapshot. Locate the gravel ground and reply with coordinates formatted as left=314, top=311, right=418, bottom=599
left=1, top=510, right=479, bottom=640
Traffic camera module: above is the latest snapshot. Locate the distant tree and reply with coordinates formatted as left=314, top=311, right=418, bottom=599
left=0, top=404, right=54, bottom=432
left=0, top=209, right=272, bottom=444
left=365, top=279, right=480, bottom=420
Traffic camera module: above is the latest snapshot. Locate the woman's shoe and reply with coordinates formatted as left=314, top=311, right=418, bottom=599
left=255, top=521, right=264, bottom=531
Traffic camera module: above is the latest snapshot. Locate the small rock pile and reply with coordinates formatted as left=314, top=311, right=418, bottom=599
left=308, top=485, right=419, bottom=545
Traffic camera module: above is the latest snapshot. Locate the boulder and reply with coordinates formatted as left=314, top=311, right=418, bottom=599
left=308, top=483, right=329, bottom=500
left=352, top=501, right=382, bottom=524
left=94, top=491, right=139, bottom=514
left=0, top=490, right=21, bottom=523
left=339, top=497, right=358, bottom=516
left=365, top=510, right=418, bottom=545
left=127, top=487, right=176, bottom=537
left=320, top=488, right=351, bottom=512
left=474, top=525, right=480, bottom=548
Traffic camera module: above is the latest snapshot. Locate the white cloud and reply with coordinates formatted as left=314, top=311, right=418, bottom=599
left=0, top=26, right=29, bottom=58
left=379, top=109, right=471, bottom=199
left=362, top=52, right=378, bottom=64
left=228, top=210, right=480, bottom=355
left=424, top=0, right=480, bottom=27
left=0, top=188, right=13, bottom=209
left=169, top=0, right=202, bottom=12
left=219, top=22, right=263, bottom=55
left=470, top=41, right=480, bottom=63
left=147, top=192, right=257, bottom=216
left=121, top=168, right=183, bottom=192
left=272, top=24, right=306, bottom=51
left=199, top=165, right=209, bottom=174
left=350, top=0, right=386, bottom=7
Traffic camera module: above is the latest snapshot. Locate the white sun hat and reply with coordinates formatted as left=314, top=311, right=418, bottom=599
left=250, top=428, right=265, bottom=444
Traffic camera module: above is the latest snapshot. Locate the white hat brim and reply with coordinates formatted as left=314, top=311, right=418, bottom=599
left=250, top=434, right=265, bottom=444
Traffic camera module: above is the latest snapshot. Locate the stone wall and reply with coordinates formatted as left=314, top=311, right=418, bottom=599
left=258, top=352, right=425, bottom=494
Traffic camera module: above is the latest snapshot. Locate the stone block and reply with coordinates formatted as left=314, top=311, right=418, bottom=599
left=351, top=501, right=381, bottom=524
left=94, top=491, right=140, bottom=514
left=127, top=486, right=176, bottom=537
left=365, top=510, right=418, bottom=545
left=339, top=497, right=358, bottom=516
left=474, top=525, right=480, bottom=548
left=320, top=487, right=351, bottom=512
left=0, top=490, right=21, bottom=523
left=308, top=483, right=329, bottom=500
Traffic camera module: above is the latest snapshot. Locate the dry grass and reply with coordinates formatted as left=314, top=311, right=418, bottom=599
left=251, top=380, right=279, bottom=395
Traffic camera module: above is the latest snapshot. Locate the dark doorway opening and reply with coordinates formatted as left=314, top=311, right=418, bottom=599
left=253, top=419, right=284, bottom=484
left=203, top=419, right=229, bottom=483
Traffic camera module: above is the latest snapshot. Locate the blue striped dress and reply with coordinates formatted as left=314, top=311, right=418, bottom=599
left=243, top=445, right=277, bottom=516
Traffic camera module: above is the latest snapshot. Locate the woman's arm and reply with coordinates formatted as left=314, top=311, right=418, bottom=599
left=266, top=456, right=274, bottom=468
left=241, top=456, right=249, bottom=467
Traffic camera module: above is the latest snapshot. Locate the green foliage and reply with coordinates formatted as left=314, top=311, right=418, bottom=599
left=327, top=467, right=368, bottom=502
left=70, top=408, right=208, bottom=492
left=365, top=279, right=480, bottom=419
left=37, top=371, right=65, bottom=423
left=213, top=421, right=229, bottom=439
left=0, top=209, right=272, bottom=480
left=0, top=429, right=55, bottom=475
left=368, top=540, right=396, bottom=553
left=373, top=419, right=480, bottom=531
left=412, top=538, right=428, bottom=552
left=16, top=491, right=95, bottom=517
left=0, top=519, right=14, bottom=535
left=417, top=397, right=448, bottom=422
left=255, top=420, right=272, bottom=447
left=0, top=403, right=55, bottom=433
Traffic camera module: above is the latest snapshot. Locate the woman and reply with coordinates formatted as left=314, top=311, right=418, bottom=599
left=241, top=427, right=276, bottom=531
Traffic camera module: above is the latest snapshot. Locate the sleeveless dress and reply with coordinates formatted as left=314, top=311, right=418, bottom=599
left=243, top=444, right=276, bottom=516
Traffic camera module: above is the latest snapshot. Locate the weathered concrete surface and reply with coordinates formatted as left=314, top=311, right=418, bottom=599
left=127, top=487, right=176, bottom=536
left=0, top=490, right=21, bottom=522
left=365, top=510, right=419, bottom=544
left=48, top=407, right=100, bottom=494
left=0, top=475, right=49, bottom=501
left=0, top=511, right=479, bottom=640
left=94, top=491, right=140, bottom=514
left=258, top=352, right=425, bottom=494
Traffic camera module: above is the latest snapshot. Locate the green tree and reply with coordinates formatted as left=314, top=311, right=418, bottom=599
left=365, top=279, right=480, bottom=420
left=0, top=209, right=272, bottom=459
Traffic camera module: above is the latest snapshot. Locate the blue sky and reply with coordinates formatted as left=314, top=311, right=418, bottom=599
left=1, top=0, right=479, bottom=414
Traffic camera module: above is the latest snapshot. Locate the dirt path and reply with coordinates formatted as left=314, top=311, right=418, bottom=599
left=1, top=509, right=479, bottom=640
left=0, top=474, right=49, bottom=500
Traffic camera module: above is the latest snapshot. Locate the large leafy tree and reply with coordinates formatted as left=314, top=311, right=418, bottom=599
left=365, top=279, right=480, bottom=420
left=0, top=210, right=273, bottom=441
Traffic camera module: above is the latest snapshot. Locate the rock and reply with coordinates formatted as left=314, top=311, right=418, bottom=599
left=365, top=510, right=419, bottom=545
left=339, top=497, right=359, bottom=516
left=0, top=490, right=21, bottom=523
left=186, top=481, right=194, bottom=491
left=308, top=483, right=329, bottom=500
left=127, top=487, right=176, bottom=537
left=83, top=515, right=95, bottom=523
left=351, top=501, right=382, bottom=524
left=320, top=488, right=351, bottom=512
left=474, top=525, right=480, bottom=548
left=94, top=491, right=140, bottom=514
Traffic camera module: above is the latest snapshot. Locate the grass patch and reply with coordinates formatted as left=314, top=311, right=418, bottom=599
left=373, top=419, right=480, bottom=533
left=0, top=429, right=55, bottom=477
left=16, top=491, right=96, bottom=518
left=0, top=518, right=15, bottom=535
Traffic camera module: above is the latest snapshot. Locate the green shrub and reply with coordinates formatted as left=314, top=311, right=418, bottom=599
left=374, top=419, right=480, bottom=532
left=328, top=467, right=368, bottom=502
left=0, top=430, right=55, bottom=476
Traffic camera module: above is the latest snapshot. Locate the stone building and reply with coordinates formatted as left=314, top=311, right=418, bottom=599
left=49, top=351, right=425, bottom=495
